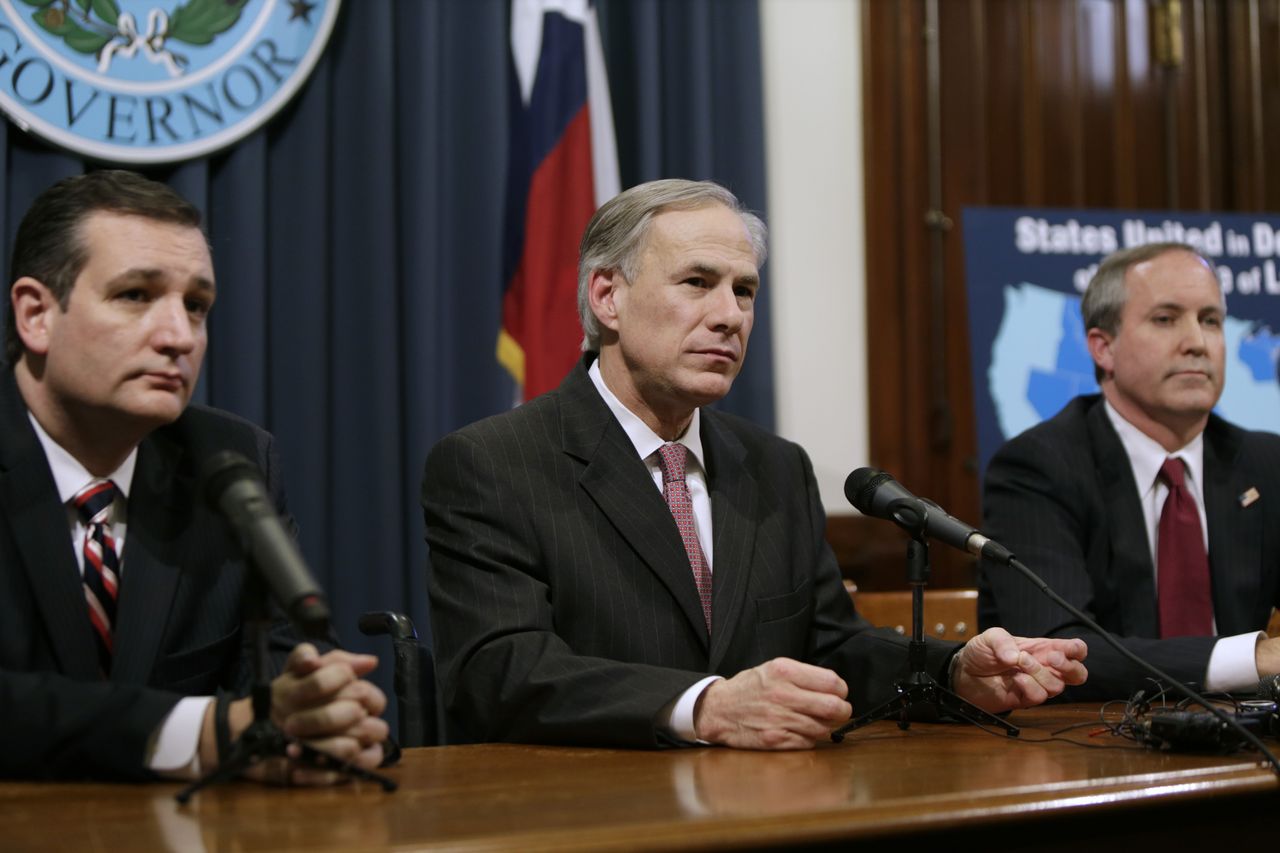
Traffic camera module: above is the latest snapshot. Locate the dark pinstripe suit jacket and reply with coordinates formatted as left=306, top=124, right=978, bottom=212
left=979, top=394, right=1280, bottom=699
left=423, top=357, right=953, bottom=747
left=0, top=370, right=294, bottom=780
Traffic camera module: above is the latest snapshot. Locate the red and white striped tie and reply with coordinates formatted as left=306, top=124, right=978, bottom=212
left=73, top=479, right=120, bottom=675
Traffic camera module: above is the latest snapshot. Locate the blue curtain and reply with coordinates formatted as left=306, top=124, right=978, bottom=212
left=0, top=0, right=770, bottom=730
left=597, top=0, right=773, bottom=428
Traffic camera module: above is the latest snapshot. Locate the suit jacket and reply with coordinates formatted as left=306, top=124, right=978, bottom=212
left=0, top=370, right=295, bottom=780
left=423, top=357, right=953, bottom=747
left=979, top=394, right=1280, bottom=700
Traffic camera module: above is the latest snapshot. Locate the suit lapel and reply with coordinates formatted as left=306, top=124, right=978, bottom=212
left=560, top=363, right=710, bottom=647
left=1087, top=402, right=1160, bottom=635
left=1202, top=417, right=1257, bottom=633
left=701, top=412, right=758, bottom=670
left=0, top=374, right=100, bottom=679
left=111, top=427, right=188, bottom=685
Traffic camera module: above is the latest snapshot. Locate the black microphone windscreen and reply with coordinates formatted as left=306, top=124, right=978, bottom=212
left=201, top=450, right=262, bottom=508
left=844, top=467, right=892, bottom=515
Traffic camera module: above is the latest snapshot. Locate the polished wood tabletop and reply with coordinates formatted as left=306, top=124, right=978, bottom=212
left=2, top=705, right=1277, bottom=852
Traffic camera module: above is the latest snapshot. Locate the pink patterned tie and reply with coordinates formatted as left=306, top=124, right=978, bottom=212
left=658, top=443, right=712, bottom=634
left=1156, top=458, right=1213, bottom=638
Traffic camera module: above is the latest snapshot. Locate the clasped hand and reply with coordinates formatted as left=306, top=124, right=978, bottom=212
left=693, top=629, right=1087, bottom=751
left=204, top=643, right=389, bottom=785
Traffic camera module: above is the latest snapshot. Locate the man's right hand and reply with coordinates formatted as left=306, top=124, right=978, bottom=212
left=200, top=644, right=389, bottom=785
left=692, top=658, right=851, bottom=750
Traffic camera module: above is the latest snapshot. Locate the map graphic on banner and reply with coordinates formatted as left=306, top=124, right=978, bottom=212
left=963, top=208, right=1280, bottom=473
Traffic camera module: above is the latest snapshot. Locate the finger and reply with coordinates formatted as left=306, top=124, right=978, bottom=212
left=1057, top=658, right=1088, bottom=685
left=284, top=642, right=321, bottom=673
left=743, top=720, right=828, bottom=750
left=342, top=714, right=391, bottom=747
left=1009, top=670, right=1050, bottom=706
left=755, top=673, right=853, bottom=727
left=284, top=756, right=346, bottom=787
left=793, top=691, right=852, bottom=727
left=283, top=698, right=375, bottom=739
left=335, top=679, right=389, bottom=716
left=765, top=659, right=849, bottom=698
left=354, top=742, right=386, bottom=771
left=292, top=734, right=362, bottom=762
left=286, top=736, right=383, bottom=777
left=768, top=690, right=852, bottom=735
left=312, top=649, right=380, bottom=678
left=285, top=661, right=360, bottom=708
left=766, top=732, right=825, bottom=750
left=981, top=627, right=1020, bottom=667
left=1021, top=652, right=1068, bottom=695
left=1015, top=649, right=1044, bottom=677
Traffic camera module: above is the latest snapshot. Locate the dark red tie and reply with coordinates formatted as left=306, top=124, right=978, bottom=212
left=73, top=479, right=120, bottom=674
left=658, top=443, right=712, bottom=634
left=1156, top=458, right=1213, bottom=638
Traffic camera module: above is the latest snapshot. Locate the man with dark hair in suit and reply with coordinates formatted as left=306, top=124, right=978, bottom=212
left=980, top=242, right=1280, bottom=700
left=1, top=170, right=388, bottom=781
left=424, top=179, right=1087, bottom=749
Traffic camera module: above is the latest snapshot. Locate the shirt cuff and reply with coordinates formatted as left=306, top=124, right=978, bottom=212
left=147, top=696, right=215, bottom=779
left=1203, top=632, right=1265, bottom=693
left=660, top=676, right=722, bottom=744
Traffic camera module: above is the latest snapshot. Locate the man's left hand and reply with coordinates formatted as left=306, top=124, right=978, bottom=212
left=951, top=628, right=1088, bottom=712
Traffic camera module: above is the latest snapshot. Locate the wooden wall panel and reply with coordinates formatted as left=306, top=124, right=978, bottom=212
left=838, top=0, right=1280, bottom=592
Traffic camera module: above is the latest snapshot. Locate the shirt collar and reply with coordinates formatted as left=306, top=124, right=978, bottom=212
left=28, top=413, right=137, bottom=503
left=1103, top=399, right=1204, bottom=495
left=588, top=358, right=706, bottom=472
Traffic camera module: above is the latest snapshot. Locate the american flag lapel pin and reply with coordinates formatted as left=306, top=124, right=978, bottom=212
left=1239, top=487, right=1261, bottom=508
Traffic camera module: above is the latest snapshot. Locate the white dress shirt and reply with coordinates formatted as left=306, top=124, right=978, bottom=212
left=1104, top=402, right=1262, bottom=691
left=30, top=414, right=210, bottom=777
left=588, top=361, right=720, bottom=742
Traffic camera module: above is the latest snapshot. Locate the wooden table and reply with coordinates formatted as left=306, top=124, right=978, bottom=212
left=2, top=705, right=1277, bottom=852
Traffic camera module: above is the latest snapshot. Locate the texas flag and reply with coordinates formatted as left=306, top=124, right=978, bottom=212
left=499, top=0, right=620, bottom=400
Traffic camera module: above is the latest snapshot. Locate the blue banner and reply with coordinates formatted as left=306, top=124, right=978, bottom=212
left=963, top=207, right=1280, bottom=472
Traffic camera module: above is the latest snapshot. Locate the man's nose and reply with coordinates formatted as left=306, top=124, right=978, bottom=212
left=151, top=295, right=197, bottom=353
left=707, top=284, right=746, bottom=332
left=1180, top=316, right=1208, bottom=353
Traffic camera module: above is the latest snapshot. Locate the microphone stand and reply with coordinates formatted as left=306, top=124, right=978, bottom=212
left=175, top=575, right=397, bottom=803
left=832, top=499, right=1018, bottom=741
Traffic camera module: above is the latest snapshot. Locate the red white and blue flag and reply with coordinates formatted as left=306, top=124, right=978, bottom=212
left=500, top=0, right=620, bottom=400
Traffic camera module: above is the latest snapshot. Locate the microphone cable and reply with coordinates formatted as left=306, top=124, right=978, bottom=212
left=1007, top=554, right=1280, bottom=776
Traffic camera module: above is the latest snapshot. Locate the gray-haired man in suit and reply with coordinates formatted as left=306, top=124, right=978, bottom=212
left=425, top=179, right=1087, bottom=749
left=981, top=242, right=1280, bottom=699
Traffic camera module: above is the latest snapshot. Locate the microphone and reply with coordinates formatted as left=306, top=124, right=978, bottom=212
left=843, top=467, right=1013, bottom=564
left=1259, top=674, right=1280, bottom=701
left=842, top=467, right=1280, bottom=776
left=202, top=450, right=330, bottom=639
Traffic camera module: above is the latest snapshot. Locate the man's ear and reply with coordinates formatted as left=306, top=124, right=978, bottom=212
left=1086, top=327, right=1115, bottom=379
left=588, top=268, right=624, bottom=332
left=10, top=277, right=58, bottom=357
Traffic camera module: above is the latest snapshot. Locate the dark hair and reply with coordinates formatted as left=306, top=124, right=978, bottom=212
left=5, top=170, right=203, bottom=367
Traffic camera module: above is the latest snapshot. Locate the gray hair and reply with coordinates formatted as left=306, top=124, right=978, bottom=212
left=576, top=179, right=768, bottom=351
left=1082, top=242, right=1220, bottom=381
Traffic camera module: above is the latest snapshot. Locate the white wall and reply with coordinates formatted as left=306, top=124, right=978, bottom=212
left=760, top=0, right=867, bottom=513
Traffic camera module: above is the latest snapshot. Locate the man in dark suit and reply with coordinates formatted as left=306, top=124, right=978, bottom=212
left=424, top=179, right=1087, bottom=749
left=1, top=170, right=387, bottom=781
left=980, top=242, right=1280, bottom=700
